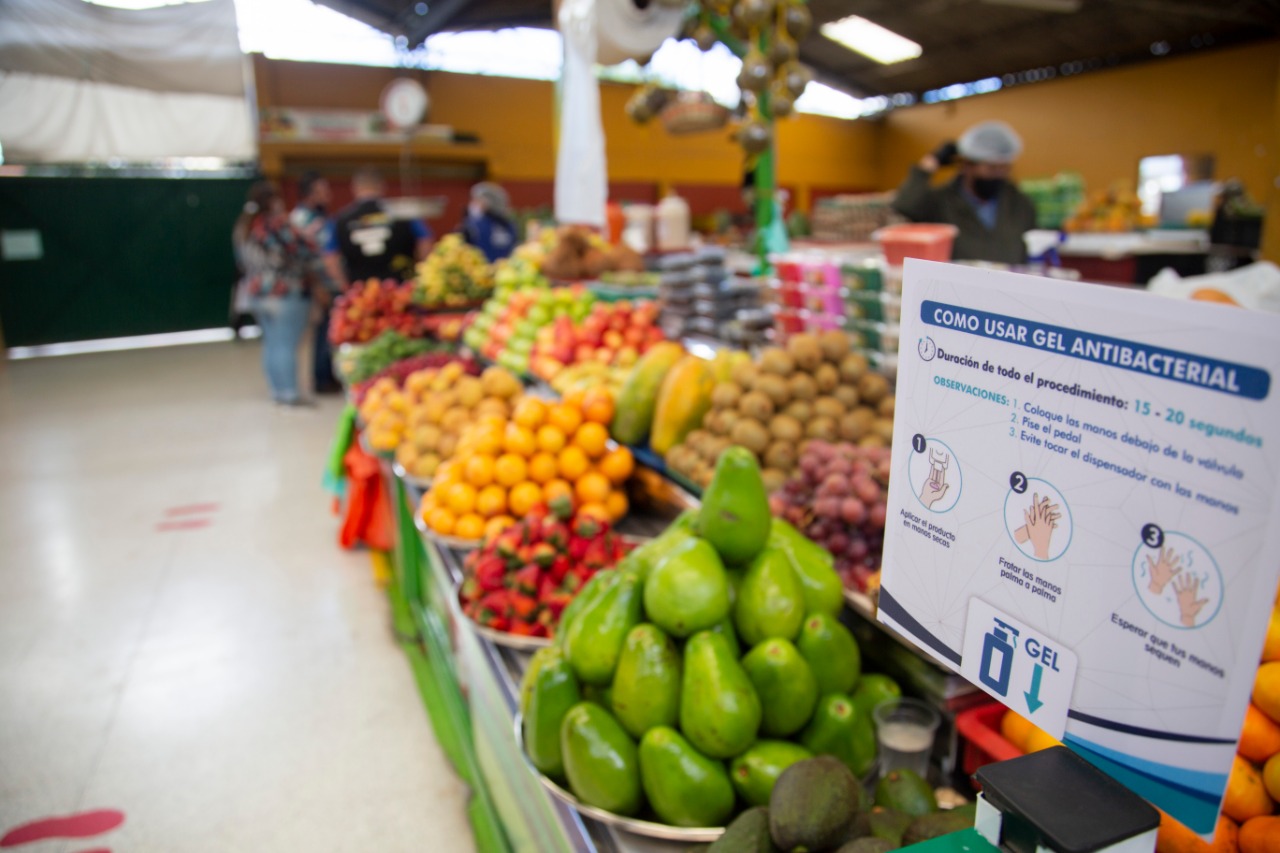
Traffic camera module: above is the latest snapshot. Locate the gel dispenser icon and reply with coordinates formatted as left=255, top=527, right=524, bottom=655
left=980, top=619, right=1019, bottom=696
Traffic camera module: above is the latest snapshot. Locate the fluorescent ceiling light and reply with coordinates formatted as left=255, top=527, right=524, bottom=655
left=820, top=16, right=922, bottom=65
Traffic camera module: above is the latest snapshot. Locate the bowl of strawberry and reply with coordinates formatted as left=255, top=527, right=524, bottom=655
left=457, top=504, right=635, bottom=649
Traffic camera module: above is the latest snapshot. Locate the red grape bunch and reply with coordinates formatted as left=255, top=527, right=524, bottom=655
left=769, top=440, right=891, bottom=592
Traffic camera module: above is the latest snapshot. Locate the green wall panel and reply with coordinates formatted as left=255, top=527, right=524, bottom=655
left=0, top=177, right=253, bottom=347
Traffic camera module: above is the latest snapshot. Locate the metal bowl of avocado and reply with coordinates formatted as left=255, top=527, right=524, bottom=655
left=513, top=714, right=726, bottom=842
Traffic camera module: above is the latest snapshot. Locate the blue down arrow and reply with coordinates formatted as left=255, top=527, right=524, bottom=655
left=1025, top=664, right=1045, bottom=714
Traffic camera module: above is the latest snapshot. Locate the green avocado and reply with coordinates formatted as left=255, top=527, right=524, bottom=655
left=741, top=639, right=818, bottom=737
left=621, top=511, right=698, bottom=582
left=560, top=702, right=643, bottom=816
left=874, top=769, right=937, bottom=819
left=867, top=807, right=913, bottom=844
left=680, top=631, right=762, bottom=759
left=902, top=803, right=977, bottom=845
left=638, top=726, right=736, bottom=828
left=768, top=755, right=862, bottom=852
left=797, top=613, right=862, bottom=695
left=728, top=740, right=813, bottom=807
left=801, top=693, right=869, bottom=777
left=556, top=569, right=618, bottom=650
left=611, top=624, right=681, bottom=739
left=769, top=519, right=843, bottom=616
left=697, top=447, right=772, bottom=566
left=566, top=571, right=644, bottom=686
left=522, top=646, right=581, bottom=780
left=734, top=545, right=806, bottom=646
left=644, top=537, right=732, bottom=638
left=851, top=674, right=902, bottom=724
left=708, top=806, right=779, bottom=853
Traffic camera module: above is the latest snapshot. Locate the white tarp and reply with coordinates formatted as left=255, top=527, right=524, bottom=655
left=0, top=0, right=253, bottom=163
left=554, top=0, right=608, bottom=228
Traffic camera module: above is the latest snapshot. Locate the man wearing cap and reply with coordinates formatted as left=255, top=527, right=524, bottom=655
left=892, top=121, right=1038, bottom=265
left=460, top=182, right=518, bottom=262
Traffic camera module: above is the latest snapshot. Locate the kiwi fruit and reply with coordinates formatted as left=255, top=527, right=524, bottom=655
left=839, top=412, right=867, bottom=442
left=686, top=429, right=712, bottom=455
left=840, top=352, right=870, bottom=383
left=703, top=409, right=727, bottom=436
left=813, top=396, right=845, bottom=420
left=814, top=363, right=840, bottom=393
left=769, top=414, right=803, bottom=442
left=764, top=440, right=797, bottom=472
left=719, top=408, right=741, bottom=434
left=759, top=347, right=796, bottom=377
left=755, top=374, right=791, bottom=408
left=711, top=382, right=743, bottom=410
left=786, top=333, right=823, bottom=372
left=734, top=363, right=760, bottom=390
left=858, top=372, right=890, bottom=405
left=833, top=384, right=860, bottom=410
left=730, top=419, right=771, bottom=454
left=692, top=462, right=714, bottom=487
left=788, top=373, right=818, bottom=401
left=705, top=436, right=732, bottom=462
left=739, top=390, right=776, bottom=422
left=818, top=330, right=852, bottom=363
left=878, top=396, right=896, bottom=418
left=783, top=400, right=812, bottom=422
left=761, top=467, right=788, bottom=494
left=806, top=416, right=838, bottom=441
left=873, top=417, right=895, bottom=443
left=666, top=445, right=694, bottom=474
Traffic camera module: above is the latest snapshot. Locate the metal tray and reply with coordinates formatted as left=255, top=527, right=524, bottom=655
left=391, top=459, right=432, bottom=491
left=454, top=580, right=553, bottom=651
left=513, top=714, right=726, bottom=843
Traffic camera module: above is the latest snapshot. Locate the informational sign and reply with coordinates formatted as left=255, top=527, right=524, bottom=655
left=879, top=260, right=1280, bottom=835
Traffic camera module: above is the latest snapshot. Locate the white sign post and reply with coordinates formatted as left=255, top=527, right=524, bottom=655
left=879, top=260, right=1280, bottom=836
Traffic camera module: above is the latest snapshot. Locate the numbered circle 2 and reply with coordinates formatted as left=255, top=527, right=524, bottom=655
left=1003, top=478, right=1072, bottom=562
left=1131, top=532, right=1222, bottom=630
left=908, top=436, right=962, bottom=514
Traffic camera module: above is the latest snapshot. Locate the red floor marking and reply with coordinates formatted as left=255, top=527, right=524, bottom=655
left=164, top=503, right=220, bottom=517
left=155, top=518, right=212, bottom=532
left=0, top=810, right=124, bottom=846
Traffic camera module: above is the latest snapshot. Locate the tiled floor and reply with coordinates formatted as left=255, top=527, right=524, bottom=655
left=0, top=342, right=475, bottom=852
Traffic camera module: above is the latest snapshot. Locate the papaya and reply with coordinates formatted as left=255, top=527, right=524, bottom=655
left=611, top=342, right=684, bottom=445
left=652, top=355, right=715, bottom=455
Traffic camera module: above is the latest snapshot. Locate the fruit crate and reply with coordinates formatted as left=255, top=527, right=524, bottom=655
left=954, top=702, right=1023, bottom=778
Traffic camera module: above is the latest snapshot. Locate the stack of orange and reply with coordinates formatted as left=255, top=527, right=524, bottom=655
left=419, top=387, right=635, bottom=542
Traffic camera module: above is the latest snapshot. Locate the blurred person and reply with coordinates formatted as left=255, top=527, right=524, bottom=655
left=460, top=181, right=518, bottom=262
left=892, top=121, right=1037, bottom=264
left=325, top=167, right=432, bottom=285
left=291, top=170, right=341, bottom=394
left=233, top=181, right=325, bottom=406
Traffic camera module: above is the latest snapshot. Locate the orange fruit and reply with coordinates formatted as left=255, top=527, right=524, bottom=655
left=1263, top=609, right=1280, bottom=663
left=1240, top=704, right=1280, bottom=764
left=547, top=403, right=583, bottom=436
left=557, top=446, right=590, bottom=481
left=504, top=423, right=537, bottom=457
left=578, top=502, right=611, bottom=524
left=1000, top=710, right=1035, bottom=752
left=599, top=446, right=635, bottom=484
left=509, top=482, right=544, bottom=517
left=434, top=461, right=461, bottom=486
left=536, top=424, right=567, bottom=455
left=1212, top=814, right=1240, bottom=853
left=561, top=388, right=586, bottom=410
left=1240, top=815, right=1280, bottom=853
left=476, top=484, right=507, bottom=518
left=464, top=455, right=495, bottom=488
left=484, top=515, right=516, bottom=542
left=1255, top=662, right=1280, bottom=725
left=575, top=471, right=612, bottom=506
left=512, top=397, right=548, bottom=430
left=494, top=453, right=528, bottom=488
left=472, top=424, right=504, bottom=456
left=427, top=506, right=457, bottom=536
left=574, top=421, right=610, bottom=459
left=445, top=482, right=477, bottom=516
left=1024, top=728, right=1061, bottom=753
left=1224, top=754, right=1274, bottom=823
left=582, top=388, right=615, bottom=425
left=1265, top=752, right=1280, bottom=803
left=543, top=478, right=574, bottom=508
left=605, top=489, right=628, bottom=522
left=455, top=513, right=486, bottom=540
left=528, top=452, right=558, bottom=485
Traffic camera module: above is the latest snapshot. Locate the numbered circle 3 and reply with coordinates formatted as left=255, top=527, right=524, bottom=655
left=1131, top=532, right=1222, bottom=630
left=908, top=435, right=962, bottom=514
left=1003, top=478, right=1072, bottom=562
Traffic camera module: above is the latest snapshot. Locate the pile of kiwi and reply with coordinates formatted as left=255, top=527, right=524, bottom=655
left=666, top=330, right=894, bottom=491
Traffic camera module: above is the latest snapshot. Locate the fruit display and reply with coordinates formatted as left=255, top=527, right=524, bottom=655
left=547, top=361, right=631, bottom=401
left=418, top=311, right=474, bottom=343
left=358, top=363, right=522, bottom=478
left=463, top=284, right=596, bottom=376
left=413, top=233, right=494, bottom=307
left=518, top=447, right=904, bottom=830
left=419, top=388, right=632, bottom=542
left=514, top=225, right=644, bottom=280
left=770, top=441, right=892, bottom=595
left=458, top=502, right=635, bottom=640
left=345, top=330, right=445, bottom=385
left=707, top=757, right=962, bottom=852
left=529, top=300, right=665, bottom=382
left=665, top=331, right=894, bottom=492
left=608, top=347, right=747, bottom=454
left=351, top=351, right=477, bottom=406
left=329, top=279, right=433, bottom=345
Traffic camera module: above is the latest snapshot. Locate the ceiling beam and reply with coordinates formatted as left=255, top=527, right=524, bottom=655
left=404, top=0, right=475, bottom=46
left=1109, top=0, right=1280, bottom=25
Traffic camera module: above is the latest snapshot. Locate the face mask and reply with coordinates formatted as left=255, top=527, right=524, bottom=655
left=972, top=177, right=1005, bottom=201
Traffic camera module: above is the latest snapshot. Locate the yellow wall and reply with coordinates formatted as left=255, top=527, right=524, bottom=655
left=878, top=41, right=1279, bottom=203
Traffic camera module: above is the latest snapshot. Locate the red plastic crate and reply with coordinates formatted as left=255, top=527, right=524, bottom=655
left=955, top=701, right=1025, bottom=779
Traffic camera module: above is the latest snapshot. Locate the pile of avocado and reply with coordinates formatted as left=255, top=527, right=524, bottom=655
left=708, top=757, right=976, bottom=852
left=520, top=447, right=908, bottom=829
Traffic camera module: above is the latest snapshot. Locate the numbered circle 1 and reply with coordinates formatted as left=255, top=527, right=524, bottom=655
left=908, top=436, right=962, bottom=514
left=1131, top=532, right=1222, bottom=630
left=1002, top=477, right=1072, bottom=562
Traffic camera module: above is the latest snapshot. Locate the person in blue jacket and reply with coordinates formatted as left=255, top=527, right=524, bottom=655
left=460, top=182, right=518, bottom=262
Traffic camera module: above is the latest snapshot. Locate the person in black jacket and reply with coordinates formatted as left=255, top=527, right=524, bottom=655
left=892, top=121, right=1037, bottom=264
left=324, top=167, right=433, bottom=286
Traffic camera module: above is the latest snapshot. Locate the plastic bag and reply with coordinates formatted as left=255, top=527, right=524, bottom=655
left=1147, top=261, right=1280, bottom=313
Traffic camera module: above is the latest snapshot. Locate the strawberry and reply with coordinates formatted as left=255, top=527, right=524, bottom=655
left=550, top=555, right=573, bottom=582
left=568, top=536, right=590, bottom=562
left=559, top=572, right=583, bottom=594
left=527, top=504, right=550, bottom=527
left=513, top=564, right=540, bottom=596
left=573, top=513, right=603, bottom=540
left=495, top=529, right=522, bottom=564
left=531, top=542, right=557, bottom=568
left=544, top=591, right=573, bottom=618
left=459, top=576, right=481, bottom=603
left=540, top=518, right=570, bottom=551
left=508, top=620, right=537, bottom=636
left=475, top=556, right=507, bottom=592
left=510, top=594, right=537, bottom=620
left=537, top=573, right=558, bottom=602
left=583, top=537, right=611, bottom=570
left=548, top=492, right=575, bottom=521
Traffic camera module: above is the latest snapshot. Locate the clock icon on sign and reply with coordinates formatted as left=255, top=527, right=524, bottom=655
left=918, top=336, right=937, bottom=361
